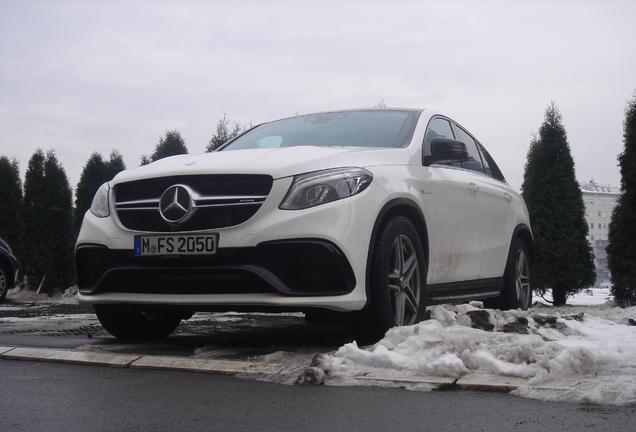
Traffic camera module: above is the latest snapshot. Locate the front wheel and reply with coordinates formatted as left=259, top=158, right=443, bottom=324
left=484, top=238, right=532, bottom=310
left=353, top=216, right=427, bottom=344
left=95, top=305, right=182, bottom=339
left=0, top=263, right=9, bottom=302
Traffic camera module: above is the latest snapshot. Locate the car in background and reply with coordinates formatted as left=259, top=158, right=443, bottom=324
left=75, top=108, right=533, bottom=343
left=0, top=237, right=20, bottom=302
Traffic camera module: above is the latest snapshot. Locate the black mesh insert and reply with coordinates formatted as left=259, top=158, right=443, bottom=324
left=117, top=205, right=261, bottom=232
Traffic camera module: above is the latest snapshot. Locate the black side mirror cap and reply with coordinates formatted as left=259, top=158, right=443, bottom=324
left=424, top=137, right=470, bottom=165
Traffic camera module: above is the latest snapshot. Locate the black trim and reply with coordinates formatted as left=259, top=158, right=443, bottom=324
left=427, top=278, right=504, bottom=305
left=76, top=239, right=356, bottom=298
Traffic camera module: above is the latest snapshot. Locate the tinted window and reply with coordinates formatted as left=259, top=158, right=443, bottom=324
left=220, top=110, right=418, bottom=150
left=478, top=144, right=506, bottom=182
left=424, top=118, right=454, bottom=146
left=452, top=125, right=485, bottom=174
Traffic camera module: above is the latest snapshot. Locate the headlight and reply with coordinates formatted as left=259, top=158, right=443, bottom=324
left=280, top=168, right=373, bottom=210
left=90, top=183, right=111, bottom=218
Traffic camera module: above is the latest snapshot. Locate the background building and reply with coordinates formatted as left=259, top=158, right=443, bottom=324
left=581, top=180, right=620, bottom=283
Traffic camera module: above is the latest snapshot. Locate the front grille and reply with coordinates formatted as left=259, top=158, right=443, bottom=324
left=114, top=174, right=273, bottom=232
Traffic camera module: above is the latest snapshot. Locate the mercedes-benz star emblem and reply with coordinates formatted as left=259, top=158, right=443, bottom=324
left=159, top=185, right=193, bottom=223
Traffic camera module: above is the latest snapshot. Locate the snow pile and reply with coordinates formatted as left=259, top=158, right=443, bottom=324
left=6, top=284, right=79, bottom=304
left=311, top=290, right=636, bottom=406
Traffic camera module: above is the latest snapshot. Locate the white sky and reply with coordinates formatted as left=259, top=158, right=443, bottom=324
left=1, top=0, right=635, bottom=193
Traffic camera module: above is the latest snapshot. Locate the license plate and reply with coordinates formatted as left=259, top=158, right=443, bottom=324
left=134, top=234, right=218, bottom=256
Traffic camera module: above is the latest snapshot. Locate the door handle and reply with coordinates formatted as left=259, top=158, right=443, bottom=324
left=469, top=183, right=480, bottom=194
left=504, top=192, right=513, bottom=202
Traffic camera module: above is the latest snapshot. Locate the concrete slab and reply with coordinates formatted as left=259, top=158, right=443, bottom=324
left=354, top=373, right=529, bottom=392
left=457, top=373, right=528, bottom=392
left=1, top=347, right=141, bottom=367
left=354, top=374, right=456, bottom=385
left=529, top=377, right=581, bottom=390
left=130, top=356, right=284, bottom=375
left=0, top=346, right=15, bottom=355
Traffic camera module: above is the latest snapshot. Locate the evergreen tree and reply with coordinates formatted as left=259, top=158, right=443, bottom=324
left=206, top=114, right=247, bottom=152
left=23, top=149, right=75, bottom=293
left=140, top=154, right=152, bottom=166
left=521, top=102, right=595, bottom=305
left=22, top=149, right=47, bottom=288
left=0, top=156, right=24, bottom=250
left=74, top=152, right=106, bottom=233
left=104, top=149, right=126, bottom=181
left=141, top=130, right=188, bottom=164
left=607, top=93, right=636, bottom=306
left=74, top=149, right=127, bottom=234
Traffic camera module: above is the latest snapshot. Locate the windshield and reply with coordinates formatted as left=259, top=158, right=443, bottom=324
left=219, top=110, right=419, bottom=151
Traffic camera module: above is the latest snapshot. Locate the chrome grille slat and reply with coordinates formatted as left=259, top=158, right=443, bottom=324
left=115, top=198, right=160, bottom=211
left=195, top=195, right=267, bottom=207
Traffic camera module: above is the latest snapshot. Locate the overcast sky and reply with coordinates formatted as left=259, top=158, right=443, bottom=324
left=1, top=0, right=634, bottom=193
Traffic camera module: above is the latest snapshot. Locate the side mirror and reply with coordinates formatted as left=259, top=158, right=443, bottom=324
left=424, top=137, right=469, bottom=165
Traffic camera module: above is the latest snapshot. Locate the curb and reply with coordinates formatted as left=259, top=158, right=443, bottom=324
left=0, top=345, right=578, bottom=392
left=0, top=345, right=284, bottom=376
left=353, top=373, right=578, bottom=392
left=353, top=373, right=529, bottom=392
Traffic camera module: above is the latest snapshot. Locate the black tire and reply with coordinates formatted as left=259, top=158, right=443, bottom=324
left=95, top=305, right=182, bottom=339
left=0, top=263, right=9, bottom=303
left=484, top=237, right=532, bottom=310
left=353, top=216, right=427, bottom=344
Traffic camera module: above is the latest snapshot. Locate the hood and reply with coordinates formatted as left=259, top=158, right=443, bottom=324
left=111, top=146, right=412, bottom=185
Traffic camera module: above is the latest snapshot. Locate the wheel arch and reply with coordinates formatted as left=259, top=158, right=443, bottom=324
left=365, top=198, right=429, bottom=301
left=512, top=224, right=534, bottom=263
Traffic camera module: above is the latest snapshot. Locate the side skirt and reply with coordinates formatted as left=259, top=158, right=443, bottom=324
left=427, top=278, right=504, bottom=305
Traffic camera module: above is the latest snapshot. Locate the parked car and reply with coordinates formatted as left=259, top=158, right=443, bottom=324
left=0, top=237, right=20, bottom=302
left=75, top=108, right=533, bottom=342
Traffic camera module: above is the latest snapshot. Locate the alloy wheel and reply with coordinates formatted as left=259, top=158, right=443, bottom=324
left=515, top=249, right=531, bottom=310
left=388, top=234, right=421, bottom=326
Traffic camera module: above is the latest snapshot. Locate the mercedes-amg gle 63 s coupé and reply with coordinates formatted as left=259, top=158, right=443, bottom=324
left=76, top=109, right=533, bottom=343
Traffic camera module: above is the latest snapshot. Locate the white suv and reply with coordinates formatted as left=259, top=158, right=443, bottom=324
left=76, top=109, right=533, bottom=342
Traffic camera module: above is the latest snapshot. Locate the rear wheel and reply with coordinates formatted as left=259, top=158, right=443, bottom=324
left=484, top=237, right=532, bottom=310
left=95, top=305, right=182, bottom=339
left=353, top=216, right=427, bottom=344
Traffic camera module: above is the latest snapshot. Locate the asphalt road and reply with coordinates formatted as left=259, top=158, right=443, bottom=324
left=2, top=300, right=636, bottom=431
left=3, top=359, right=635, bottom=432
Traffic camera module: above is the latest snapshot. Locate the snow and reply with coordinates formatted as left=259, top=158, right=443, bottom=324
left=5, top=284, right=79, bottom=304
left=311, top=289, right=636, bottom=406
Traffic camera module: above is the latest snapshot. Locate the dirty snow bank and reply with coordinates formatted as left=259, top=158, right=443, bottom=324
left=312, top=290, right=636, bottom=406
left=5, top=285, right=78, bottom=304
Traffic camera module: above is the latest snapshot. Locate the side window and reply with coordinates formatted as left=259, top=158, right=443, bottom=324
left=477, top=144, right=492, bottom=176
left=424, top=118, right=454, bottom=146
left=478, top=144, right=506, bottom=182
left=452, top=125, right=485, bottom=174
left=423, top=117, right=454, bottom=163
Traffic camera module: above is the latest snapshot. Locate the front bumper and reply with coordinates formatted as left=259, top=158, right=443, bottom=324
left=75, top=173, right=391, bottom=311
left=76, top=239, right=355, bottom=298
